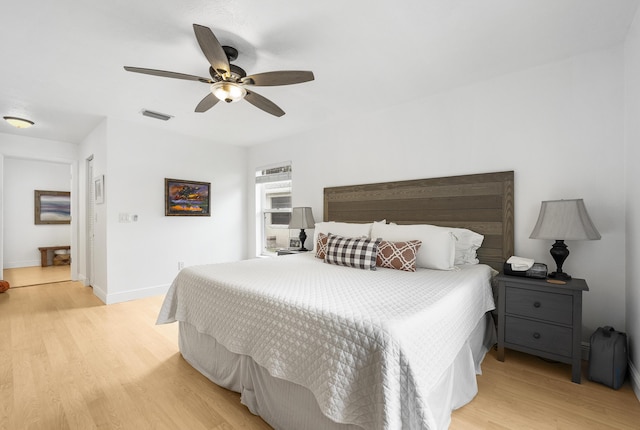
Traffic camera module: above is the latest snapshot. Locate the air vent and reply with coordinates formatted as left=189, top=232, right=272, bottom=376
left=141, top=109, right=173, bottom=121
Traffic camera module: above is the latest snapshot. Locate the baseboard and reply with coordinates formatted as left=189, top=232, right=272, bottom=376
left=91, top=283, right=107, bottom=304
left=630, top=360, right=640, bottom=402
left=4, top=260, right=40, bottom=269
left=104, top=283, right=171, bottom=305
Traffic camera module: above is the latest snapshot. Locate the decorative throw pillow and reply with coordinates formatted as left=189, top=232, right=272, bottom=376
left=324, top=233, right=381, bottom=270
left=315, top=232, right=329, bottom=259
left=376, top=240, right=422, bottom=272
left=312, top=221, right=374, bottom=249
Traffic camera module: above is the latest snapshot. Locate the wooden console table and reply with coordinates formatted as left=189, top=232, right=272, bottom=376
left=38, top=246, right=70, bottom=267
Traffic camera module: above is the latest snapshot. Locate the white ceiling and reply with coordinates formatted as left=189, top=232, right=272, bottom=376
left=1, top=0, right=638, bottom=146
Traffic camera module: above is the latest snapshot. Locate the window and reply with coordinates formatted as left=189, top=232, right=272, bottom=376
left=270, top=196, right=292, bottom=225
left=256, top=163, right=292, bottom=255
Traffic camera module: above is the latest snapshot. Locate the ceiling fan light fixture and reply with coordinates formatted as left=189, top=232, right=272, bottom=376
left=3, top=116, right=34, bottom=129
left=124, top=24, right=313, bottom=116
left=210, top=81, right=246, bottom=103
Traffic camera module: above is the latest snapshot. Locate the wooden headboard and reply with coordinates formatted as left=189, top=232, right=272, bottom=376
left=323, top=171, right=514, bottom=271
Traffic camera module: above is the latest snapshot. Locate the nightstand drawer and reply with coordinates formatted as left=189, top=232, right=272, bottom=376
left=505, top=287, right=572, bottom=325
left=505, top=316, right=572, bottom=357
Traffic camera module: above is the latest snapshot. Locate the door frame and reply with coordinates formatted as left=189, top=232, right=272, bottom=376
left=86, top=155, right=94, bottom=287
left=0, top=154, right=79, bottom=282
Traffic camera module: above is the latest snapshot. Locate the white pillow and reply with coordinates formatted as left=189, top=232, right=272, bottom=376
left=387, top=222, right=484, bottom=265
left=312, top=221, right=373, bottom=248
left=370, top=223, right=456, bottom=270
left=449, top=227, right=484, bottom=265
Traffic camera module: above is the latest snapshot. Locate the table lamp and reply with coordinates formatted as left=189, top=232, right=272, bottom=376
left=529, top=199, right=601, bottom=280
left=288, top=207, right=315, bottom=251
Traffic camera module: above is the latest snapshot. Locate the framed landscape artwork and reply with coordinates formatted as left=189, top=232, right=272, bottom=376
left=165, top=178, right=211, bottom=216
left=35, top=190, right=71, bottom=225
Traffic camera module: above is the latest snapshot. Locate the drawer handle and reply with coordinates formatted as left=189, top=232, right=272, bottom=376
left=533, top=332, right=541, bottom=339
left=533, top=301, right=541, bottom=308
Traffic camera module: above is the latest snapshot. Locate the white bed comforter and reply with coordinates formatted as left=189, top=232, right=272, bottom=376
left=157, top=254, right=495, bottom=430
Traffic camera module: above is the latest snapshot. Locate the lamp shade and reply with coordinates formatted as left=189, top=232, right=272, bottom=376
left=529, top=199, right=601, bottom=241
left=289, top=207, right=315, bottom=229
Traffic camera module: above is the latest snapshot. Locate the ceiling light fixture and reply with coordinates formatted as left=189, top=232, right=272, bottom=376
left=3, top=116, right=34, bottom=129
left=210, top=81, right=246, bottom=103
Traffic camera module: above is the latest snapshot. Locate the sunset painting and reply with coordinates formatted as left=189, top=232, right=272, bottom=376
left=165, top=178, right=211, bottom=216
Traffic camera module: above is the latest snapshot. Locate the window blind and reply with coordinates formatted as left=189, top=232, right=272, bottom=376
left=255, top=163, right=292, bottom=184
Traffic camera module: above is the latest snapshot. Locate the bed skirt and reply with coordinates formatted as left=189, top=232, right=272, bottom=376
left=178, top=313, right=496, bottom=430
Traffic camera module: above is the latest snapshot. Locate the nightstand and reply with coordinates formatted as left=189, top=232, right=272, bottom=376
left=276, top=249, right=309, bottom=256
left=495, top=274, right=589, bottom=383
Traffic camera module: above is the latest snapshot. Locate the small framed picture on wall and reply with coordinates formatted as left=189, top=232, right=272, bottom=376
left=94, top=175, right=105, bottom=204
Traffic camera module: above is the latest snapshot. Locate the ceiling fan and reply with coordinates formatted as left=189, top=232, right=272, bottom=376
left=124, top=24, right=315, bottom=117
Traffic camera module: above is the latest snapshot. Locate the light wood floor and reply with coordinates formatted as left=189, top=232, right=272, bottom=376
left=2, top=265, right=71, bottom=288
left=1, top=281, right=639, bottom=429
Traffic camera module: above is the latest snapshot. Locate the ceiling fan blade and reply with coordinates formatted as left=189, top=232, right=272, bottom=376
left=242, top=71, right=315, bottom=86
left=244, top=90, right=285, bottom=117
left=193, top=24, right=230, bottom=78
left=195, top=93, right=220, bottom=113
left=124, top=66, right=212, bottom=83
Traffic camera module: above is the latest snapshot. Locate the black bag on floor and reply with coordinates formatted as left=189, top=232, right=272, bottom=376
left=588, top=326, right=628, bottom=389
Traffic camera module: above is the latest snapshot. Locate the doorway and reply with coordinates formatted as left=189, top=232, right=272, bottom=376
left=1, top=156, right=77, bottom=288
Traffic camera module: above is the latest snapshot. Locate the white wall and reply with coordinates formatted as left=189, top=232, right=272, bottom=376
left=248, top=46, right=626, bottom=343
left=78, top=119, right=108, bottom=293
left=0, top=133, right=78, bottom=161
left=625, top=5, right=640, bottom=400
left=3, top=158, right=71, bottom=267
left=78, top=118, right=247, bottom=304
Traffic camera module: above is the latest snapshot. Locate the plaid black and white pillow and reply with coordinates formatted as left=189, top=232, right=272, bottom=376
left=324, top=233, right=381, bottom=270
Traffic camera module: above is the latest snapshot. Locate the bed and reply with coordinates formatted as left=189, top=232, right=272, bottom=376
left=157, top=171, right=514, bottom=430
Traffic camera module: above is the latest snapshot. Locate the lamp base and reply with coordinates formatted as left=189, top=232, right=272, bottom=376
left=548, top=239, right=571, bottom=281
left=548, top=271, right=572, bottom=281
left=298, top=229, right=308, bottom=251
